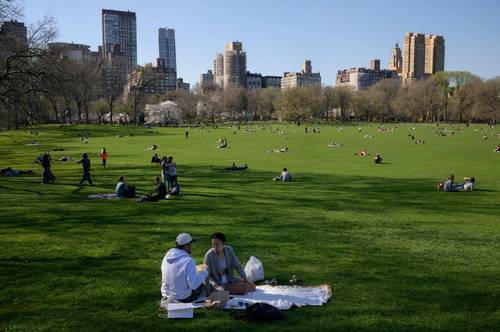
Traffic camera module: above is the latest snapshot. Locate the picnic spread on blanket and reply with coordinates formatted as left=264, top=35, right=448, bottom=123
left=166, top=284, right=332, bottom=313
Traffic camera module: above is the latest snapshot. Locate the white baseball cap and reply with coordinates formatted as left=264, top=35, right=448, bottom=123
left=176, top=233, right=195, bottom=246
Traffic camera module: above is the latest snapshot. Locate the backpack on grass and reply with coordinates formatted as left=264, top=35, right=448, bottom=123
left=242, top=303, right=284, bottom=322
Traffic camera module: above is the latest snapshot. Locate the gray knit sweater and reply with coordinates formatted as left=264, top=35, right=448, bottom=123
left=204, top=245, right=246, bottom=287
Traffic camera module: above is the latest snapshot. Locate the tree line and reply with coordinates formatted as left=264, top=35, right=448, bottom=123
left=1, top=0, right=499, bottom=128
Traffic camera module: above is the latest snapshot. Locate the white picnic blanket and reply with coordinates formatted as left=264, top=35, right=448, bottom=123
left=225, top=284, right=332, bottom=310
left=88, top=193, right=117, bottom=199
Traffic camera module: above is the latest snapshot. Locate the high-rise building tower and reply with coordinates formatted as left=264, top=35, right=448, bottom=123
left=213, top=53, right=224, bottom=88
left=102, top=9, right=137, bottom=74
left=302, top=60, right=312, bottom=74
left=158, top=28, right=176, bottom=72
left=223, top=41, right=247, bottom=88
left=388, top=43, right=402, bottom=73
left=402, top=32, right=426, bottom=80
left=425, top=34, right=445, bottom=75
left=0, top=20, right=27, bottom=44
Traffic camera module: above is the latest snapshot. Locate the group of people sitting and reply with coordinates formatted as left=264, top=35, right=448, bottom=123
left=217, top=138, right=228, bottom=148
left=161, top=232, right=256, bottom=305
left=440, top=175, right=476, bottom=192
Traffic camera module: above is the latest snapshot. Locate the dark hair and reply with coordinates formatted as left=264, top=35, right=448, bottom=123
left=470, top=177, right=475, bottom=183
left=211, top=232, right=226, bottom=243
left=119, top=176, right=124, bottom=182
left=283, top=168, right=287, bottom=172
left=155, top=177, right=160, bottom=181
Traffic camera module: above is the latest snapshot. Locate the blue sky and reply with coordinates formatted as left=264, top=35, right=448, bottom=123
left=23, top=0, right=500, bottom=85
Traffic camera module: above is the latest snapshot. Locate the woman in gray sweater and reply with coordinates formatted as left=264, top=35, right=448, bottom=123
left=204, top=232, right=256, bottom=295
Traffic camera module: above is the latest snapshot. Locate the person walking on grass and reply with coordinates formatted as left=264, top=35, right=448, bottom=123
left=77, top=153, right=92, bottom=185
left=40, top=153, right=55, bottom=184
left=99, top=147, right=108, bottom=168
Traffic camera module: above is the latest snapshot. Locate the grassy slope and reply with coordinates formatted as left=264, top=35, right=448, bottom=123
left=0, top=123, right=499, bottom=331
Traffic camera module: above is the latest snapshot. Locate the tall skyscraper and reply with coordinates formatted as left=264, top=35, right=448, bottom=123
left=402, top=32, right=445, bottom=81
left=425, top=34, right=445, bottom=75
left=102, top=9, right=137, bottom=74
left=158, top=28, right=176, bottom=72
left=369, top=59, right=381, bottom=71
left=402, top=32, right=426, bottom=80
left=223, top=41, right=247, bottom=88
left=213, top=53, right=224, bottom=88
left=388, top=43, right=402, bottom=73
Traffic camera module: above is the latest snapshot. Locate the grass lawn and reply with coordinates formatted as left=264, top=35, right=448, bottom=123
left=0, top=123, right=499, bottom=331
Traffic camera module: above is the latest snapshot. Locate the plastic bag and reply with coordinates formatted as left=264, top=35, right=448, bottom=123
left=244, top=256, right=264, bottom=282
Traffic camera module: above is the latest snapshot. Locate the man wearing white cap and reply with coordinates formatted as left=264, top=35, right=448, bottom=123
left=161, top=233, right=209, bottom=303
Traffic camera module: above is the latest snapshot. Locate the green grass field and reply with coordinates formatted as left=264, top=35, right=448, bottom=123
left=0, top=123, right=499, bottom=331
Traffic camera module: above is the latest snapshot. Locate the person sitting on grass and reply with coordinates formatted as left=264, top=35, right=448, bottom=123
left=495, top=145, right=500, bottom=153
left=463, top=177, right=476, bottom=191
left=0, top=167, right=34, bottom=176
left=58, top=156, right=72, bottom=162
left=374, top=153, right=383, bottom=164
left=139, top=177, right=167, bottom=202
left=166, top=184, right=181, bottom=199
left=204, top=232, right=256, bottom=295
left=273, top=168, right=292, bottom=182
left=218, top=137, right=228, bottom=148
left=224, top=162, right=248, bottom=171
left=443, top=175, right=460, bottom=192
left=161, top=233, right=209, bottom=304
left=115, top=176, right=127, bottom=198
left=151, top=153, right=161, bottom=164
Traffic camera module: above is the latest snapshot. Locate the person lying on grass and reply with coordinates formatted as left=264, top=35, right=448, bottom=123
left=273, top=168, right=292, bottom=182
left=269, top=147, right=289, bottom=153
left=354, top=149, right=368, bottom=156
left=161, top=233, right=209, bottom=303
left=204, top=232, right=256, bottom=295
left=223, top=162, right=248, bottom=171
left=0, top=167, right=34, bottom=176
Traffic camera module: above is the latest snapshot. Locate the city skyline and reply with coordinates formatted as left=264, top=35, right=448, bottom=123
left=21, top=0, right=500, bottom=85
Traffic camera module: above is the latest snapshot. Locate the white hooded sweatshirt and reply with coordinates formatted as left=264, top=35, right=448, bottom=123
left=161, top=248, right=208, bottom=300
